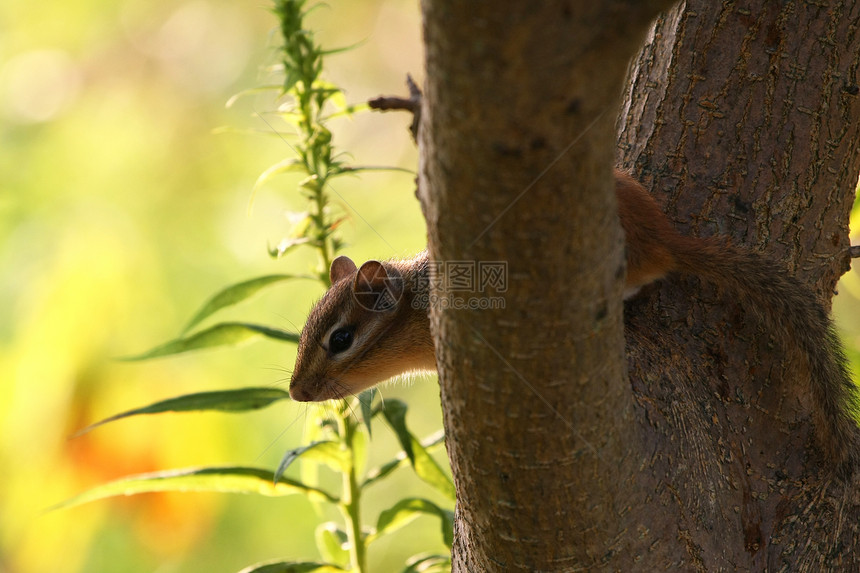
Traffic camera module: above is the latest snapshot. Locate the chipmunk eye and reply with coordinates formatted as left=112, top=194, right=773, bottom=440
left=328, top=327, right=354, bottom=354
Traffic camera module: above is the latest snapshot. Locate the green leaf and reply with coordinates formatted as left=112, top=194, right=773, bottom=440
left=51, top=466, right=338, bottom=511
left=320, top=101, right=370, bottom=121
left=362, top=430, right=445, bottom=489
left=224, top=85, right=283, bottom=108
left=274, top=440, right=347, bottom=483
left=73, top=387, right=291, bottom=436
left=381, top=400, right=413, bottom=461
left=237, top=561, right=345, bottom=573
left=315, top=522, right=349, bottom=567
left=382, top=402, right=455, bottom=500
left=337, top=165, right=415, bottom=176
left=250, top=157, right=306, bottom=211
left=369, top=498, right=454, bottom=548
left=183, top=275, right=308, bottom=334
left=257, top=158, right=306, bottom=186
left=211, top=126, right=299, bottom=138
left=124, top=322, right=300, bottom=360
left=410, top=436, right=456, bottom=502
left=280, top=69, right=300, bottom=95
left=402, top=554, right=452, bottom=573
left=268, top=236, right=313, bottom=259
left=358, top=388, right=377, bottom=437
left=319, top=39, right=367, bottom=58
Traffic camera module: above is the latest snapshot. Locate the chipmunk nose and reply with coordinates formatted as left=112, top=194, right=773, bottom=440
left=289, top=379, right=312, bottom=401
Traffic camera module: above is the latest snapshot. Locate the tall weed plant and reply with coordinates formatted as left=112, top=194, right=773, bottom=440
left=58, top=2, right=453, bottom=571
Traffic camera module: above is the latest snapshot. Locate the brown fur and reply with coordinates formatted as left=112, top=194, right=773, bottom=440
left=615, top=170, right=676, bottom=290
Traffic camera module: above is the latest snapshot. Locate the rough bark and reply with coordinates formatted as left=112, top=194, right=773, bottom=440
left=618, top=0, right=859, bottom=293
left=615, top=1, right=860, bottom=570
left=419, top=0, right=860, bottom=571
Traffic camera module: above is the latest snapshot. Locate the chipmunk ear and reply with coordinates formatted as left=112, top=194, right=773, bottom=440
left=330, top=256, right=358, bottom=284
left=353, top=260, right=403, bottom=311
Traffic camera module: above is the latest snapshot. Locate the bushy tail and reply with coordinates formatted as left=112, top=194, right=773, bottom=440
left=671, top=236, right=859, bottom=474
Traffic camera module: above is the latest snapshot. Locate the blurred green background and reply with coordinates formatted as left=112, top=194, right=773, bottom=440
left=1, top=1, right=858, bottom=572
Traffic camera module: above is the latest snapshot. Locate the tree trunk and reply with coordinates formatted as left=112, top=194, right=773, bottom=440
left=419, top=0, right=860, bottom=571
left=419, top=0, right=674, bottom=569
left=615, top=1, right=860, bottom=570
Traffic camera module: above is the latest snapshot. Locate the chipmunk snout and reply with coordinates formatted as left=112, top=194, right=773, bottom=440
left=289, top=378, right=313, bottom=402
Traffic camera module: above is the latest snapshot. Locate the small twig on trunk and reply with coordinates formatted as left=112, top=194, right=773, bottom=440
left=368, top=74, right=422, bottom=141
left=850, top=245, right=860, bottom=259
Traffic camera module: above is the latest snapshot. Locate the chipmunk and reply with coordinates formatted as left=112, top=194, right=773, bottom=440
left=290, top=170, right=858, bottom=471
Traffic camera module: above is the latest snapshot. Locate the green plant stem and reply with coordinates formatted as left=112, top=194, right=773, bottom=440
left=313, top=183, right=332, bottom=285
left=339, top=413, right=367, bottom=572
left=275, top=3, right=369, bottom=568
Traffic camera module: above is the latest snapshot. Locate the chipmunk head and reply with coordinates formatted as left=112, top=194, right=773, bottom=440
left=289, top=255, right=430, bottom=401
